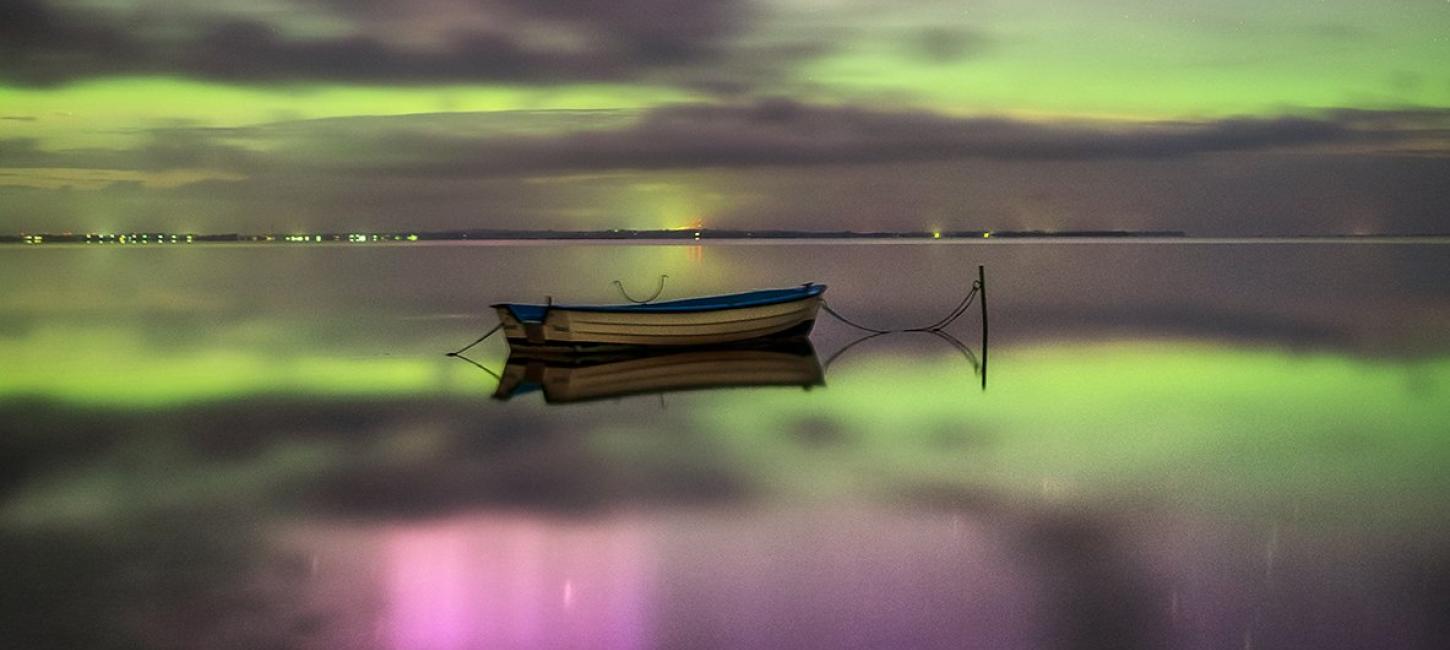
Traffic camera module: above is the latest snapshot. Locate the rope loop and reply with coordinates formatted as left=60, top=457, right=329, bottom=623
left=613, top=274, right=669, bottom=304
left=822, top=284, right=978, bottom=335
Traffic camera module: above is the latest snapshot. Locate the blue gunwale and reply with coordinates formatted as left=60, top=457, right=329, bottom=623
left=493, top=284, right=825, bottom=323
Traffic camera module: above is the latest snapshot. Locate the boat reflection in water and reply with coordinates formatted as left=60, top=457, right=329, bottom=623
left=491, top=338, right=825, bottom=404
left=455, top=328, right=984, bottom=405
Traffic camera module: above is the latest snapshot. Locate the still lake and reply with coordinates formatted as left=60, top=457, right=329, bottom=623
left=3, top=242, right=1449, bottom=649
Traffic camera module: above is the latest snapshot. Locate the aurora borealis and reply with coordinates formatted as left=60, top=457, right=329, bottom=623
left=4, top=0, right=1450, bottom=235
left=6, top=5, right=1450, bottom=648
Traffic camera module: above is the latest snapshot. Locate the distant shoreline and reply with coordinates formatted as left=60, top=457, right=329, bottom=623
left=4, top=229, right=1180, bottom=245
left=5, top=229, right=1450, bottom=246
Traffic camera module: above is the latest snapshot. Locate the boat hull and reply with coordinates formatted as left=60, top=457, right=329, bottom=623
left=495, top=294, right=823, bottom=347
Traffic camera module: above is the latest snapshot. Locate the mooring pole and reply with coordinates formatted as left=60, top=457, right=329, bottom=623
left=978, top=264, right=988, bottom=391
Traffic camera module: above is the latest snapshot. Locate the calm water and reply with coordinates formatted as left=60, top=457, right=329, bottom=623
left=3, top=242, right=1449, bottom=649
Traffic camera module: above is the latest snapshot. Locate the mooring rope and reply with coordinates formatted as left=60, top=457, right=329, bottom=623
left=821, top=281, right=980, bottom=335
left=446, top=322, right=502, bottom=357
left=819, top=302, right=892, bottom=334
left=612, top=274, right=669, bottom=304
left=910, top=282, right=980, bottom=332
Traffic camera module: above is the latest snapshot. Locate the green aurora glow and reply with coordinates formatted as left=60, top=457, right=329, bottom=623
left=0, top=325, right=491, bottom=406
left=0, top=79, right=696, bottom=149
left=687, top=342, right=1450, bottom=519
left=8, top=337, right=1445, bottom=526
left=3, top=2, right=1450, bottom=234
left=4, top=1, right=1448, bottom=146
left=794, top=1, right=1450, bottom=117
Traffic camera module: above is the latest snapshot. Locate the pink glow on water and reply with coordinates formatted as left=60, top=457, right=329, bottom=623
left=384, top=524, right=474, bottom=649
left=284, top=508, right=1046, bottom=649
left=379, top=515, right=653, bottom=650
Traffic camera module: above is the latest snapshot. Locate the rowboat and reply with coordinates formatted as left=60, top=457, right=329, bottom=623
left=493, top=284, right=826, bottom=348
left=494, top=339, right=823, bottom=404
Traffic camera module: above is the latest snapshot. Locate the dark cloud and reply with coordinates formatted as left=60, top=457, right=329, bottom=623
left=907, top=27, right=993, bottom=63
left=321, top=102, right=1441, bottom=178
left=6, top=103, right=1450, bottom=236
left=0, top=134, right=257, bottom=171
left=17, top=101, right=1431, bottom=178
left=0, top=139, right=51, bottom=167
left=507, top=0, right=744, bottom=60
left=0, top=0, right=752, bottom=85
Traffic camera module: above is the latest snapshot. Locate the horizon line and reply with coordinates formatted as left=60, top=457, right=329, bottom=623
left=7, top=228, right=1450, bottom=247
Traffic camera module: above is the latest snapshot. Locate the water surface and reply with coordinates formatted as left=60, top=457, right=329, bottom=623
left=3, top=242, right=1448, bottom=649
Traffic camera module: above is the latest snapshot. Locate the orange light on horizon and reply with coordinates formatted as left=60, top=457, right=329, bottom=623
left=667, top=217, right=706, bottom=232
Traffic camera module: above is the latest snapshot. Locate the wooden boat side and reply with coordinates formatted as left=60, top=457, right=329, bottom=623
left=496, top=295, right=822, bottom=346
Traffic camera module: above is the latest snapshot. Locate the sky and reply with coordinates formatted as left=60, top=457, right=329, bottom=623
left=3, top=0, right=1450, bottom=235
